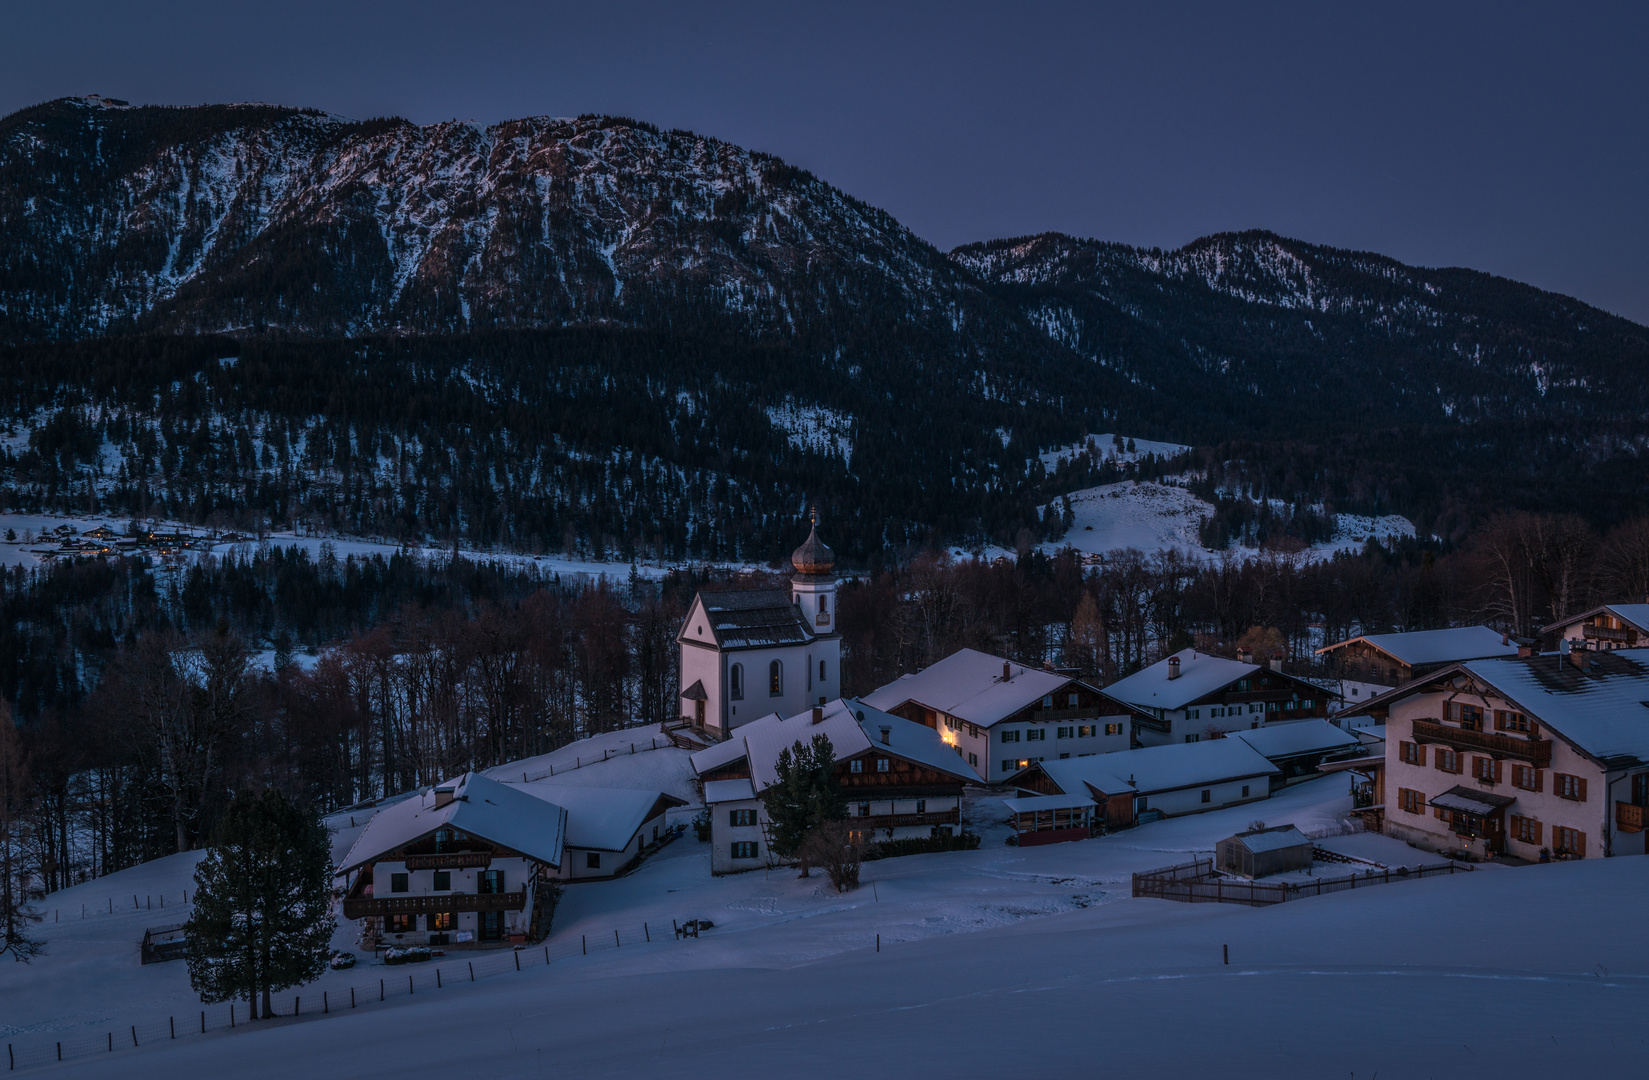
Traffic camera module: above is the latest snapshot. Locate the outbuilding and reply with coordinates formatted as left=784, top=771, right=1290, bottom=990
left=1002, top=792, right=1097, bottom=846
left=1216, top=825, right=1313, bottom=878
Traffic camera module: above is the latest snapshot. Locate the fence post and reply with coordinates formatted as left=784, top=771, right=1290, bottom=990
left=324, top=991, right=329, bottom=1013
left=295, top=996, right=300, bottom=1016
left=515, top=951, right=520, bottom=971
left=582, top=935, right=586, bottom=955
left=615, top=929, right=620, bottom=948
left=170, top=1016, right=175, bottom=1039
left=544, top=945, right=549, bottom=963
left=131, top=1026, right=138, bottom=1047
left=876, top=934, right=880, bottom=952
left=1223, top=944, right=1228, bottom=965
left=201, top=1011, right=205, bottom=1033
left=380, top=979, right=384, bottom=1002
left=230, top=1004, right=235, bottom=1028
left=644, top=923, right=650, bottom=943
left=409, top=976, right=414, bottom=995
left=351, top=988, right=356, bottom=1008
left=108, top=1033, right=112, bottom=1052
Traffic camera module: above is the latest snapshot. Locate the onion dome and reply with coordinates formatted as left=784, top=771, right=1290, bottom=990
left=790, top=521, right=835, bottom=576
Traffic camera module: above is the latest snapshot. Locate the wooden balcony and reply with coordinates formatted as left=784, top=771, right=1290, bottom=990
left=1411, top=720, right=1551, bottom=768
left=1582, top=624, right=1632, bottom=643
left=850, top=809, right=960, bottom=830
left=342, top=890, right=526, bottom=919
left=1617, top=801, right=1647, bottom=833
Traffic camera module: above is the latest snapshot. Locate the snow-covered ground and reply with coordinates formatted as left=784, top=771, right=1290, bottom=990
left=1036, top=433, right=1192, bottom=471
left=7, top=763, right=1644, bottom=1077
left=0, top=511, right=751, bottom=581
left=1045, top=481, right=1417, bottom=564
left=9, top=756, right=1616, bottom=1080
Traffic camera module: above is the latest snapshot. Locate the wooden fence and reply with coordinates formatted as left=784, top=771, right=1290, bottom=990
left=1132, top=857, right=1472, bottom=907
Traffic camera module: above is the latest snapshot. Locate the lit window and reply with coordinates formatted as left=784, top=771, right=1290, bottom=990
left=769, top=660, right=783, bottom=696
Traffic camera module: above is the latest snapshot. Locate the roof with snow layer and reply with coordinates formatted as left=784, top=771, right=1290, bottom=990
left=339, top=771, right=567, bottom=873
left=524, top=785, right=686, bottom=852
left=685, top=588, right=814, bottom=649
left=1456, top=649, right=1649, bottom=764
left=1029, top=738, right=1279, bottom=798
left=694, top=698, right=975, bottom=793
left=1231, top=719, right=1365, bottom=761
left=1102, top=651, right=1259, bottom=712
left=1317, top=625, right=1519, bottom=667
left=860, top=647, right=1086, bottom=727
left=1539, top=603, right=1649, bottom=636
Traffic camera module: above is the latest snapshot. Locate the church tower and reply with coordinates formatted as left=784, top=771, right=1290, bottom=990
left=790, top=511, right=841, bottom=705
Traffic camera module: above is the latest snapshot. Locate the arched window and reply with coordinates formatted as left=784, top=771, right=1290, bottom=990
left=818, top=594, right=829, bottom=614
left=729, top=663, right=744, bottom=701
left=769, top=660, right=783, bottom=697
left=819, top=659, right=827, bottom=682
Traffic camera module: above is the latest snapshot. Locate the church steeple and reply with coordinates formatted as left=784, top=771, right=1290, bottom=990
left=790, top=507, right=836, bottom=578
left=789, top=510, right=837, bottom=638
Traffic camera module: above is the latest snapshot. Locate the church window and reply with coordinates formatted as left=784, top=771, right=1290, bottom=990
left=730, top=664, right=744, bottom=700
left=769, top=660, right=783, bottom=696
left=818, top=594, right=829, bottom=614
left=819, top=660, right=826, bottom=682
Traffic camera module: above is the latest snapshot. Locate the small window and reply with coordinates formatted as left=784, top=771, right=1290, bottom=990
left=916, top=799, right=926, bottom=813
left=1552, top=825, right=1584, bottom=857
left=1185, top=734, right=1200, bottom=743
left=849, top=759, right=863, bottom=773
left=968, top=752, right=977, bottom=766
left=819, top=660, right=827, bottom=682
left=1042, top=695, right=1054, bottom=708
left=1001, top=729, right=1020, bottom=743
left=1001, top=760, right=1015, bottom=774
left=428, top=911, right=453, bottom=931
left=1555, top=773, right=1586, bottom=801
left=731, top=841, right=759, bottom=860
left=1105, top=723, right=1121, bottom=736
left=387, top=913, right=414, bottom=933
left=479, top=869, right=504, bottom=894
left=729, top=808, right=756, bottom=827
left=586, top=852, right=601, bottom=870
left=390, top=872, right=408, bottom=893
left=1400, top=741, right=1422, bottom=765
left=858, top=803, right=871, bottom=817
left=730, top=663, right=744, bottom=701
left=1026, top=728, right=1044, bottom=742
left=876, top=758, right=889, bottom=772
left=1200, top=789, right=1211, bottom=803
left=769, top=660, right=783, bottom=696
left=1398, top=787, right=1425, bottom=814
left=1511, top=765, right=1540, bottom=791
left=432, top=870, right=451, bottom=891
left=1241, top=785, right=1249, bottom=797
left=818, top=594, right=829, bottom=614
left=1068, top=692, right=1079, bottom=707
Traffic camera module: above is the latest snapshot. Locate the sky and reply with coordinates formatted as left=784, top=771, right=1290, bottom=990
left=3, top=1, right=1646, bottom=323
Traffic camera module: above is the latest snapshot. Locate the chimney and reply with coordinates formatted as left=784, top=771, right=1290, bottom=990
left=433, top=786, right=455, bottom=809
left=1002, top=661, right=1012, bottom=681
left=879, top=726, right=891, bottom=745
left=1517, top=639, right=1537, bottom=659
left=811, top=705, right=824, bottom=725
left=1237, top=647, right=1253, bottom=665
left=1568, top=641, right=1587, bottom=670
left=1501, top=632, right=1510, bottom=646
left=1269, top=652, right=1285, bottom=673
left=1167, top=656, right=1181, bottom=680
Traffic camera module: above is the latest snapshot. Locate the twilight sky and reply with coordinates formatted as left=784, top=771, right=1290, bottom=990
left=4, top=1, right=1646, bottom=322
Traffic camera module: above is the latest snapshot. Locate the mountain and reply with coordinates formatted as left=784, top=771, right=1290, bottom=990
left=0, top=97, right=1645, bottom=555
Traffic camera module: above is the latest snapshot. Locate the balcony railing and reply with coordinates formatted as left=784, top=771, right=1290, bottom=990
left=1411, top=720, right=1551, bottom=767
left=1617, top=801, right=1647, bottom=833
left=1582, top=624, right=1632, bottom=643
left=849, top=809, right=960, bottom=830
left=342, top=890, right=526, bottom=919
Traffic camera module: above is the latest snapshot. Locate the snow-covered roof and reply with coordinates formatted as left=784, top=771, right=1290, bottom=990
left=1318, top=626, right=1518, bottom=667
left=1102, top=652, right=1258, bottom=711
left=1231, top=720, right=1364, bottom=761
left=1231, top=825, right=1310, bottom=854
left=686, top=588, right=814, bottom=649
left=1031, top=738, right=1278, bottom=798
left=1001, top=792, right=1096, bottom=814
left=339, top=772, right=567, bottom=873
left=1540, top=603, right=1649, bottom=636
left=525, top=785, right=685, bottom=852
left=695, top=698, right=975, bottom=794
left=859, top=647, right=1083, bottom=727
left=1457, top=649, right=1649, bottom=763
left=1429, top=786, right=1514, bottom=815
left=703, top=778, right=756, bottom=804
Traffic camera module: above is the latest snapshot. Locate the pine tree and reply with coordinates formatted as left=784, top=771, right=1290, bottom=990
left=0, top=706, right=43, bottom=962
left=761, top=733, right=843, bottom=877
left=185, top=789, right=334, bottom=1018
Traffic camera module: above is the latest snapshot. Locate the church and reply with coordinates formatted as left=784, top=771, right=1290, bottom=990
left=677, top=518, right=841, bottom=738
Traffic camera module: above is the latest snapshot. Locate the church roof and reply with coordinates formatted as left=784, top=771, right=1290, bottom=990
left=689, top=588, right=813, bottom=649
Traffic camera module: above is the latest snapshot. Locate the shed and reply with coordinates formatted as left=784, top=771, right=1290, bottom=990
left=1216, top=825, right=1312, bottom=878
left=140, top=923, right=188, bottom=964
left=1001, top=792, right=1097, bottom=846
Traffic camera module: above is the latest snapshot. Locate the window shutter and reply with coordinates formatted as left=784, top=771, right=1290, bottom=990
left=1494, top=760, right=1503, bottom=783
left=1577, top=777, right=1588, bottom=802
left=1578, top=831, right=1587, bottom=856
left=1532, top=820, right=1542, bottom=845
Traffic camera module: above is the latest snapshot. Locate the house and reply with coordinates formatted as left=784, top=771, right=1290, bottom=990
left=528, top=785, right=687, bottom=881
left=339, top=772, right=566, bottom=947
left=691, top=698, right=976, bottom=874
left=1102, top=650, right=1328, bottom=747
left=1216, top=825, right=1312, bottom=878
left=1010, top=738, right=1278, bottom=830
left=1540, top=603, right=1649, bottom=652
left=677, top=518, right=840, bottom=736
left=1229, top=719, right=1368, bottom=789
left=1347, top=644, right=1649, bottom=861
left=861, top=647, right=1134, bottom=783
left=1315, top=626, right=1521, bottom=716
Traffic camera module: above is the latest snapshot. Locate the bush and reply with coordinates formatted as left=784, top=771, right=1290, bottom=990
left=863, top=831, right=981, bottom=861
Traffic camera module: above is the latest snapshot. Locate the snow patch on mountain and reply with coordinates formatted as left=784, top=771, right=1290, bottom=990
left=765, top=401, right=853, bottom=464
